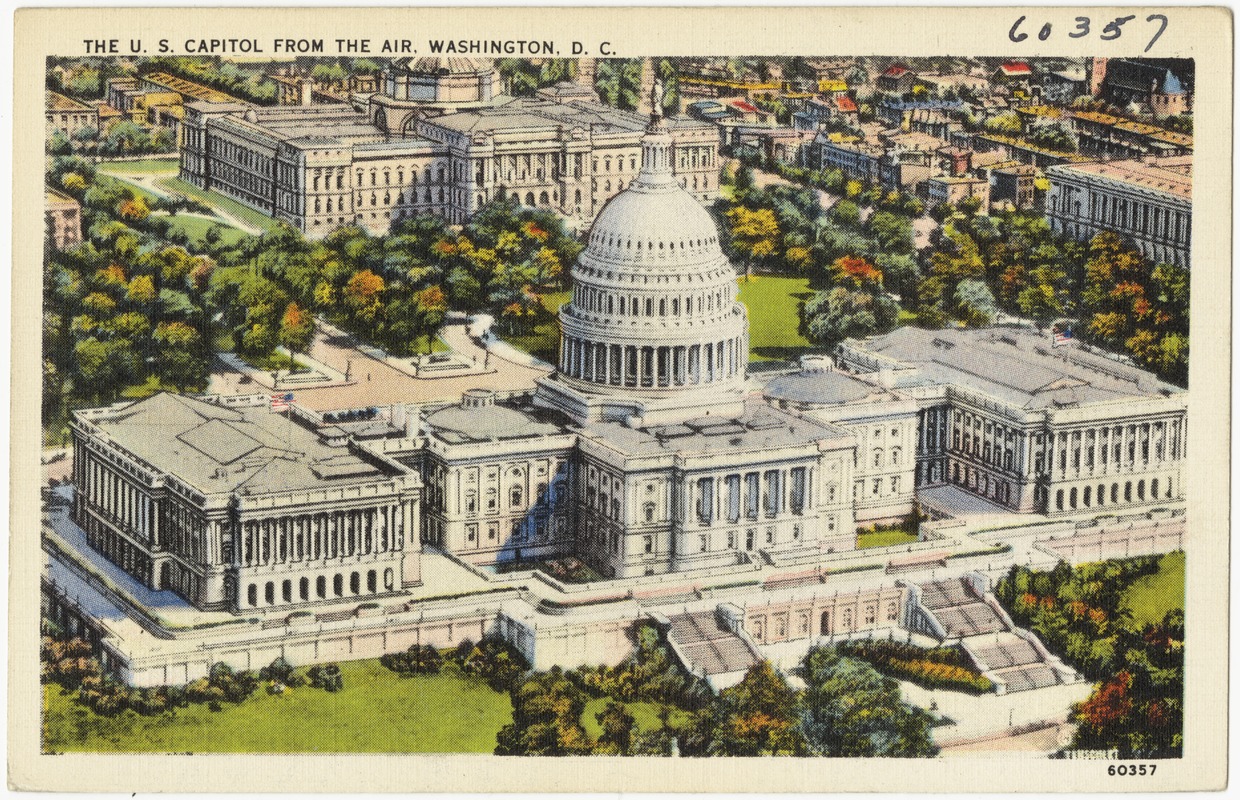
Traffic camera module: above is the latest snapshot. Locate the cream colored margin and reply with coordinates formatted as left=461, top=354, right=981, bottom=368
left=10, top=6, right=1231, bottom=793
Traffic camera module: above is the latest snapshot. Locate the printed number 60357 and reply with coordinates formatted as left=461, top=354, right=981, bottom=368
left=1108, top=764, right=1157, bottom=776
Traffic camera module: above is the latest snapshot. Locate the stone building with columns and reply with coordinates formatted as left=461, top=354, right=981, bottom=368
left=70, top=393, right=422, bottom=613
left=66, top=93, right=1188, bottom=619
left=836, top=326, right=1187, bottom=517
left=1045, top=155, right=1192, bottom=267
left=178, top=56, right=719, bottom=236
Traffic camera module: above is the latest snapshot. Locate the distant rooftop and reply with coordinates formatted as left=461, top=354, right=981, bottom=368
left=1049, top=156, right=1192, bottom=201
left=46, top=91, right=90, bottom=111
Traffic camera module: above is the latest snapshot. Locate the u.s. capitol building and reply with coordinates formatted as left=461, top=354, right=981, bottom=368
left=67, top=100, right=1187, bottom=619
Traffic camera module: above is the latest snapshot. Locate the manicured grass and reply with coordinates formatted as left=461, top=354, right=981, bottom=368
left=500, top=290, right=568, bottom=365
left=162, top=214, right=248, bottom=248
left=736, top=275, right=814, bottom=362
left=579, top=697, right=691, bottom=740
left=42, top=660, right=512, bottom=753
left=1121, top=550, right=1185, bottom=628
left=99, top=175, right=160, bottom=206
left=156, top=176, right=284, bottom=233
left=119, top=376, right=182, bottom=400
left=97, top=157, right=179, bottom=176
left=857, top=529, right=921, bottom=549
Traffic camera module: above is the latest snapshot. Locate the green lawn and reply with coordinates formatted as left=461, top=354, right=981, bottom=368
left=97, top=157, right=179, bottom=176
left=500, top=290, right=568, bottom=365
left=42, top=660, right=512, bottom=753
left=736, top=275, right=814, bottom=362
left=857, top=529, right=921, bottom=549
left=162, top=214, right=248, bottom=248
left=156, top=175, right=284, bottom=233
left=1121, top=550, right=1185, bottom=628
left=99, top=175, right=160, bottom=206
left=579, top=697, right=691, bottom=740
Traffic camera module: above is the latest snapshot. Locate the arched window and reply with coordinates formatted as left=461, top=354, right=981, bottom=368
left=820, top=611, right=831, bottom=635
left=333, top=574, right=343, bottom=596
left=350, top=572, right=360, bottom=594
left=299, top=577, right=309, bottom=600
left=265, top=582, right=274, bottom=604
left=437, top=166, right=446, bottom=182
left=316, top=576, right=326, bottom=598
left=644, top=503, right=656, bottom=522
left=248, top=584, right=258, bottom=606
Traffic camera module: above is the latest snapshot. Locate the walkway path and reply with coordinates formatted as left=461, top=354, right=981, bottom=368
left=103, top=165, right=264, bottom=236
left=208, top=322, right=550, bottom=412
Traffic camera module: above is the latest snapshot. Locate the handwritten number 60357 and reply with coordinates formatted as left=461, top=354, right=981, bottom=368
left=1009, top=14, right=1169, bottom=53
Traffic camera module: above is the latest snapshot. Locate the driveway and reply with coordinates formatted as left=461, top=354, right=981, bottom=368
left=209, top=324, right=550, bottom=412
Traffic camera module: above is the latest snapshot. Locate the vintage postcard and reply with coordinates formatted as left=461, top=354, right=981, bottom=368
left=11, top=5, right=1231, bottom=793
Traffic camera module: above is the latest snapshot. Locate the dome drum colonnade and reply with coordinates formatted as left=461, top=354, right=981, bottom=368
left=537, top=97, right=748, bottom=425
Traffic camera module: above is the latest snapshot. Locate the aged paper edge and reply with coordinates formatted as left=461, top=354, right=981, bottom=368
left=10, top=5, right=1232, bottom=793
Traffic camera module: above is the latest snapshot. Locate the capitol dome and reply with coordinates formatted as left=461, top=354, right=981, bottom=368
left=371, top=56, right=499, bottom=135
left=534, top=106, right=749, bottom=427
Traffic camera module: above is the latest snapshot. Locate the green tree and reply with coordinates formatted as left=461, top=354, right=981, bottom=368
left=697, top=662, right=805, bottom=756
left=797, top=646, right=938, bottom=757
left=801, top=286, right=899, bottom=348
left=594, top=701, right=637, bottom=755
left=278, top=302, right=315, bottom=355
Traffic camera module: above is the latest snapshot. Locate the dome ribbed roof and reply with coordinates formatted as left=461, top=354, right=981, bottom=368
left=391, top=56, right=490, bottom=76
left=579, top=122, right=724, bottom=271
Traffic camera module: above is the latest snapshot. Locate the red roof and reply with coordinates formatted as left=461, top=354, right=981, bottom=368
left=882, top=65, right=911, bottom=78
left=730, top=99, right=759, bottom=114
left=833, top=96, right=858, bottom=112
left=998, top=61, right=1033, bottom=76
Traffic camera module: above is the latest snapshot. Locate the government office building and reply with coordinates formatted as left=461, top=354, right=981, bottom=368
left=1045, top=155, right=1192, bottom=268
left=71, top=101, right=1186, bottom=617
left=178, top=56, right=719, bottom=236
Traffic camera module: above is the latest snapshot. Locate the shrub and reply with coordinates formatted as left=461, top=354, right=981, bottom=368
left=380, top=644, right=443, bottom=676
left=837, top=640, right=992, bottom=694
left=307, top=663, right=344, bottom=692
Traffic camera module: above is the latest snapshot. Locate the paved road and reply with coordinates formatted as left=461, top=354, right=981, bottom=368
left=209, top=324, right=549, bottom=412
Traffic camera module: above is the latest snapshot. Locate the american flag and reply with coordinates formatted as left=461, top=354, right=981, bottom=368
left=270, top=392, right=294, bottom=412
left=1052, top=327, right=1073, bottom=347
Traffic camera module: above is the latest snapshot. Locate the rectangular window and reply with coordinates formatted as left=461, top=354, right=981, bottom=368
left=644, top=535, right=653, bottom=554
left=745, top=473, right=760, bottom=519
left=764, top=471, right=780, bottom=517
left=726, top=474, right=741, bottom=523
left=790, top=468, right=806, bottom=514
left=697, top=478, right=714, bottom=524
left=699, top=534, right=708, bottom=552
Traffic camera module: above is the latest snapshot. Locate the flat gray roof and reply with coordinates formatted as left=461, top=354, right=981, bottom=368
left=81, top=393, right=406, bottom=496
left=844, top=326, right=1182, bottom=408
left=580, top=398, right=852, bottom=457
